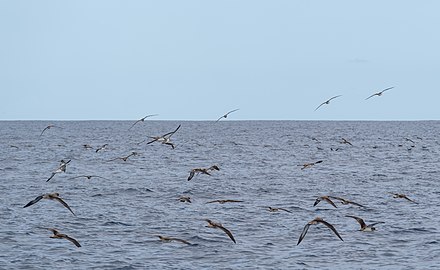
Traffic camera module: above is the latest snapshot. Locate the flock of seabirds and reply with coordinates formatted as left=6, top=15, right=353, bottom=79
left=20, top=86, right=418, bottom=248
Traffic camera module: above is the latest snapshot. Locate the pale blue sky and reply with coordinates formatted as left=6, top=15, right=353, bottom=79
left=1, top=1, right=439, bottom=120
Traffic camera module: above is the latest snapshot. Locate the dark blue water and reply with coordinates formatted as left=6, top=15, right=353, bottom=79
left=1, top=121, right=439, bottom=269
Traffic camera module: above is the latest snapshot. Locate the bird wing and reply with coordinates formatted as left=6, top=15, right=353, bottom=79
left=365, top=93, right=378, bottom=100
left=162, top=124, right=181, bottom=138
left=128, top=119, right=142, bottom=130
left=328, top=95, right=342, bottom=101
left=206, top=200, right=219, bottom=204
left=370, top=221, right=385, bottom=227
left=346, top=215, right=366, bottom=228
left=40, top=126, right=50, bottom=136
left=318, top=220, right=343, bottom=241
left=187, top=170, right=195, bottom=181
left=225, top=109, right=239, bottom=116
left=313, top=197, right=321, bottom=207
left=171, top=237, right=192, bottom=245
left=23, top=195, right=44, bottom=208
left=347, top=201, right=365, bottom=207
left=323, top=197, right=338, bottom=208
left=314, top=102, right=326, bottom=111
left=54, top=197, right=76, bottom=216
left=403, top=196, right=416, bottom=203
left=217, top=225, right=236, bottom=243
left=64, top=235, right=81, bottom=247
left=297, top=223, right=311, bottom=245
left=46, top=172, right=57, bottom=182
left=279, top=208, right=292, bottom=213
left=380, top=87, right=394, bottom=93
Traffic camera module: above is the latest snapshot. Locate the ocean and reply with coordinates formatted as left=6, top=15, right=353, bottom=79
left=1, top=120, right=439, bottom=269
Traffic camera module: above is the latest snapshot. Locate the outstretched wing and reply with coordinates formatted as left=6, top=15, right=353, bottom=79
left=54, top=197, right=76, bottom=216
left=188, top=170, right=195, bottom=181
left=380, top=87, right=394, bottom=93
left=297, top=223, right=311, bottom=245
left=314, top=102, right=326, bottom=111
left=346, top=215, right=366, bottom=228
left=162, top=124, right=181, bottom=138
left=365, top=93, right=378, bottom=100
left=23, top=195, right=44, bottom=208
left=46, top=172, right=57, bottom=182
left=218, top=225, right=236, bottom=243
left=64, top=235, right=81, bottom=247
left=318, top=220, right=343, bottom=241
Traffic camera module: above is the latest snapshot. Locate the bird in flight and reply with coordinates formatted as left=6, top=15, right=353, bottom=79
left=264, top=206, right=292, bottom=213
left=154, top=235, right=192, bottom=245
left=313, top=196, right=338, bottom=208
left=187, top=165, right=220, bottom=181
left=328, top=196, right=365, bottom=208
left=95, top=144, right=108, bottom=153
left=297, top=217, right=343, bottom=245
left=389, top=193, right=417, bottom=203
left=298, top=160, right=323, bottom=170
left=340, top=138, right=353, bottom=146
left=46, top=228, right=81, bottom=247
left=141, top=124, right=181, bottom=149
left=128, top=114, right=158, bottom=130
left=204, top=219, right=236, bottom=243
left=345, top=215, right=384, bottom=232
left=216, top=109, right=239, bottom=122
left=23, top=192, right=75, bottom=216
left=68, top=175, right=110, bottom=181
left=46, top=159, right=71, bottom=182
left=106, top=152, right=138, bottom=162
left=40, top=125, right=60, bottom=137
left=314, top=95, right=342, bottom=111
left=206, top=199, right=243, bottom=204
left=365, top=87, right=394, bottom=100
left=178, top=196, right=192, bottom=203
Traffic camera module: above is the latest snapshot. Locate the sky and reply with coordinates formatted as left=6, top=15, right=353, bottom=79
left=1, top=1, right=439, bottom=121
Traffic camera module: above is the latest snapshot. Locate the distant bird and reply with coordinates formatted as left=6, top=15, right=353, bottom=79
left=142, top=124, right=181, bottom=149
left=341, top=138, right=353, bottom=146
left=205, top=219, right=236, bottom=243
left=23, top=192, right=75, bottom=216
left=154, top=235, right=192, bottom=245
left=46, top=228, right=81, bottom=247
left=206, top=199, right=243, bottom=204
left=345, top=215, right=384, bottom=232
left=128, top=114, right=158, bottom=130
left=389, top=193, right=417, bottom=203
left=298, top=160, right=323, bottom=170
left=404, top=137, right=416, bottom=144
left=106, top=152, right=138, bottom=162
left=95, top=144, right=108, bottom=153
left=297, top=217, right=343, bottom=245
left=82, top=144, right=93, bottom=149
left=313, top=196, right=338, bottom=208
left=264, top=206, right=292, bottom=213
left=9, top=145, right=19, bottom=149
left=328, top=196, right=365, bottom=208
left=178, top=196, right=192, bottom=203
left=365, top=87, right=394, bottom=100
left=216, top=109, right=240, bottom=122
left=46, top=159, right=71, bottom=182
left=40, top=125, right=59, bottom=137
left=314, top=95, right=342, bottom=111
left=68, top=175, right=110, bottom=181
left=187, top=165, right=220, bottom=181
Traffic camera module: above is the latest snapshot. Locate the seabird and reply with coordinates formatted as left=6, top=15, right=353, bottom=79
left=68, top=175, right=110, bottom=181
left=82, top=144, right=93, bottom=149
left=365, top=87, right=394, bottom=100
left=328, top=196, right=365, bottom=207
left=313, top=196, right=338, bottom=208
left=46, top=159, right=71, bottom=182
left=128, top=114, right=158, bottom=130
left=23, top=192, right=75, bottom=216
left=46, top=228, right=81, bottom=247
left=95, top=144, right=108, bottom=153
left=389, top=193, right=417, bottom=203
left=314, top=95, right=342, bottom=111
left=264, top=206, right=292, bottom=213
left=341, top=138, right=353, bottom=146
left=345, top=215, right=384, bottom=232
left=297, top=217, right=343, bottom=245
left=142, top=124, right=181, bottom=149
left=298, top=160, right=323, bottom=170
left=206, top=199, right=243, bottom=204
left=216, top=109, right=239, bottom=122
left=178, top=196, right=192, bottom=203
left=187, top=165, right=220, bottom=181
left=40, top=125, right=59, bottom=137
left=154, top=235, right=192, bottom=245
left=106, top=152, right=138, bottom=162
left=204, top=219, right=236, bottom=243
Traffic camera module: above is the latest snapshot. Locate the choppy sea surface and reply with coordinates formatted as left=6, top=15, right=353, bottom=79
left=1, top=120, right=439, bottom=269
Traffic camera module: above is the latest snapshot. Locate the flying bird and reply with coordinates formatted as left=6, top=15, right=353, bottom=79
left=128, top=114, right=158, bottom=130
left=141, top=124, right=181, bottom=149
left=328, top=196, right=365, bottom=207
left=40, top=125, right=60, bottom=137
left=23, top=192, right=75, bottom=216
left=206, top=199, right=243, bottom=204
left=298, top=160, right=323, bottom=170
left=187, top=165, right=220, bottom=181
left=154, top=235, right=192, bottom=245
left=106, top=152, right=138, bottom=162
left=297, top=217, right=343, bottom=245
left=365, top=87, right=394, bottom=100
left=345, top=215, right=384, bottom=232
left=205, top=219, right=236, bottom=243
left=216, top=109, right=240, bottom=122
left=389, top=193, right=417, bottom=203
left=341, top=138, right=353, bottom=146
left=264, top=206, right=292, bottom=213
left=46, top=159, right=71, bottom=182
left=68, top=175, right=110, bottom=181
left=46, top=228, right=81, bottom=247
left=314, top=95, right=342, bottom=111
left=313, top=196, right=338, bottom=208
left=95, top=144, right=108, bottom=153
left=178, top=196, right=192, bottom=203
